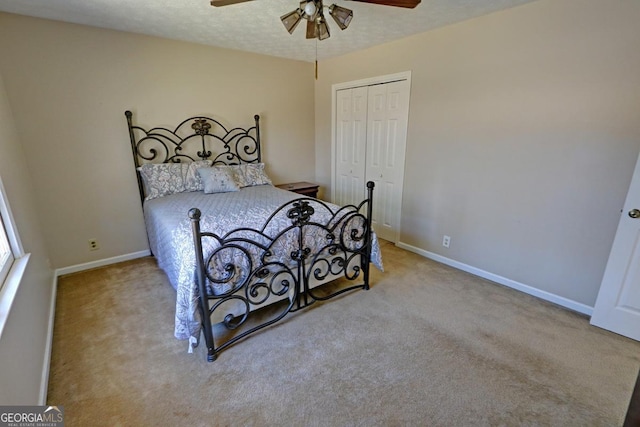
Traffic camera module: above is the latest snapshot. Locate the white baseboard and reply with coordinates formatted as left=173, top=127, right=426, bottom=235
left=55, top=250, right=151, bottom=277
left=41, top=250, right=152, bottom=403
left=396, top=241, right=594, bottom=316
left=39, top=274, right=57, bottom=405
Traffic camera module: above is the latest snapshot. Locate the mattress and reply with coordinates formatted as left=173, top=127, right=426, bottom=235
left=143, top=184, right=383, bottom=342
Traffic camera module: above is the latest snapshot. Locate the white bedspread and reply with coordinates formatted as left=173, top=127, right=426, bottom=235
left=143, top=185, right=383, bottom=342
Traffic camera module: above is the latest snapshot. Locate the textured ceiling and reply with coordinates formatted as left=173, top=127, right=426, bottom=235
left=0, top=0, right=538, bottom=62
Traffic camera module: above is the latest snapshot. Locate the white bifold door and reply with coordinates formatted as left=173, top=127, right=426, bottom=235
left=335, top=86, right=368, bottom=208
left=334, top=76, right=410, bottom=243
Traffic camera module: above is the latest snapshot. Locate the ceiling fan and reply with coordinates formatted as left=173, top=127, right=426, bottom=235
left=210, top=0, right=421, bottom=41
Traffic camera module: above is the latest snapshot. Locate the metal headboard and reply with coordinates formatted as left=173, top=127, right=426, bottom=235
left=125, top=110, right=261, bottom=203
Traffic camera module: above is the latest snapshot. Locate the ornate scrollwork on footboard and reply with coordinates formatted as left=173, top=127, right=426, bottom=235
left=190, top=181, right=375, bottom=362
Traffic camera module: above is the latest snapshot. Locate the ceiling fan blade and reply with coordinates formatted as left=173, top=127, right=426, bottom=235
left=210, top=0, right=254, bottom=6
left=348, top=0, right=421, bottom=8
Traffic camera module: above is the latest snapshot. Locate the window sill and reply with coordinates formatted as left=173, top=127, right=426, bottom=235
left=0, top=253, right=30, bottom=339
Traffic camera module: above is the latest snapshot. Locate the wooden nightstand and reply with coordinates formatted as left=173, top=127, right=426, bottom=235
left=276, top=182, right=319, bottom=198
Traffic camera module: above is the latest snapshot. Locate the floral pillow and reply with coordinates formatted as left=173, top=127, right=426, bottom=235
left=234, top=163, right=272, bottom=187
left=184, top=160, right=212, bottom=192
left=197, top=166, right=241, bottom=194
left=138, top=163, right=186, bottom=201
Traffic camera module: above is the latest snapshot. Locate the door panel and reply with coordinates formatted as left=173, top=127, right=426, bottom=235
left=370, top=120, right=383, bottom=167
left=591, top=151, right=640, bottom=341
left=619, top=236, right=640, bottom=308
left=386, top=119, right=398, bottom=168
left=335, top=87, right=367, bottom=208
left=365, top=81, right=410, bottom=242
left=383, top=181, right=395, bottom=228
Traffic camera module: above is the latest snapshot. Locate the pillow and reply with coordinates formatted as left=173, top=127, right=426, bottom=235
left=138, top=163, right=186, bottom=201
left=184, top=160, right=212, bottom=192
left=197, top=166, right=241, bottom=194
left=234, top=163, right=272, bottom=187
left=223, top=165, right=246, bottom=187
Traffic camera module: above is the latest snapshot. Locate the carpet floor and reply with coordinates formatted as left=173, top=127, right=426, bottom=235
left=48, top=241, right=640, bottom=426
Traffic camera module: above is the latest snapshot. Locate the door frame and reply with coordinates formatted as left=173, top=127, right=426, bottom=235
left=330, top=71, right=412, bottom=241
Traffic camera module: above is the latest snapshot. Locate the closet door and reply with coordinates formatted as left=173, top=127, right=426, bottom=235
left=365, top=80, right=410, bottom=242
left=335, top=87, right=368, bottom=207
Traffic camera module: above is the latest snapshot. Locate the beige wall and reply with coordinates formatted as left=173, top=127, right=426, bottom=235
left=0, top=0, right=637, bottom=403
left=315, top=0, right=640, bottom=307
left=0, top=13, right=316, bottom=268
left=0, top=72, right=55, bottom=404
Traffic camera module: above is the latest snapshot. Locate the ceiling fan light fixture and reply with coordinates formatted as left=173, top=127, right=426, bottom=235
left=305, top=18, right=318, bottom=39
left=328, top=4, right=353, bottom=30
left=316, top=15, right=331, bottom=40
left=280, top=8, right=304, bottom=34
left=301, top=0, right=319, bottom=20
left=282, top=0, right=355, bottom=40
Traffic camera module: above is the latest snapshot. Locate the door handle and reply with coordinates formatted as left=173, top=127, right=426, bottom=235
left=629, top=209, right=640, bottom=218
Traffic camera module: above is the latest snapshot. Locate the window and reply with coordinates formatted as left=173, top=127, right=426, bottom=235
left=0, top=214, right=13, bottom=285
left=0, top=176, right=23, bottom=290
left=0, top=174, right=29, bottom=339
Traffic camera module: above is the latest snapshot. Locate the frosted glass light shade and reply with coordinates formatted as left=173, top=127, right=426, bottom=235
left=305, top=19, right=317, bottom=39
left=317, top=16, right=330, bottom=40
left=303, top=1, right=317, bottom=17
left=281, top=9, right=303, bottom=34
left=328, top=4, right=353, bottom=30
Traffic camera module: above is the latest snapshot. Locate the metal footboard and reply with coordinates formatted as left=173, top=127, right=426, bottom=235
left=190, top=182, right=375, bottom=362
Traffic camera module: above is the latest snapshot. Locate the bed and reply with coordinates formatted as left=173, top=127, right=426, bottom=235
left=125, top=110, right=382, bottom=361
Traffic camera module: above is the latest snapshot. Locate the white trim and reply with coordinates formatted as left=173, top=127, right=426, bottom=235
left=39, top=274, right=57, bottom=405
left=0, top=177, right=24, bottom=256
left=331, top=71, right=412, bottom=92
left=331, top=85, right=337, bottom=203
left=0, top=175, right=25, bottom=290
left=0, top=254, right=30, bottom=339
left=396, top=241, right=594, bottom=316
left=55, top=250, right=151, bottom=277
left=39, top=250, right=150, bottom=403
left=0, top=250, right=13, bottom=287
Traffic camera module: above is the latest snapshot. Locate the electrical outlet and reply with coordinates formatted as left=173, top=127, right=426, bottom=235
left=442, top=235, right=451, bottom=248
left=88, top=239, right=100, bottom=251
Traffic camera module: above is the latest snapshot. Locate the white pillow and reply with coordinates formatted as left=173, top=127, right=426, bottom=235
left=138, top=163, right=186, bottom=201
left=197, top=166, right=241, bottom=194
left=234, top=163, right=272, bottom=187
left=184, top=160, right=212, bottom=192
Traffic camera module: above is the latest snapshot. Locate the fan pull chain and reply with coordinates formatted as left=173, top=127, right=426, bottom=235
left=315, top=39, right=318, bottom=80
